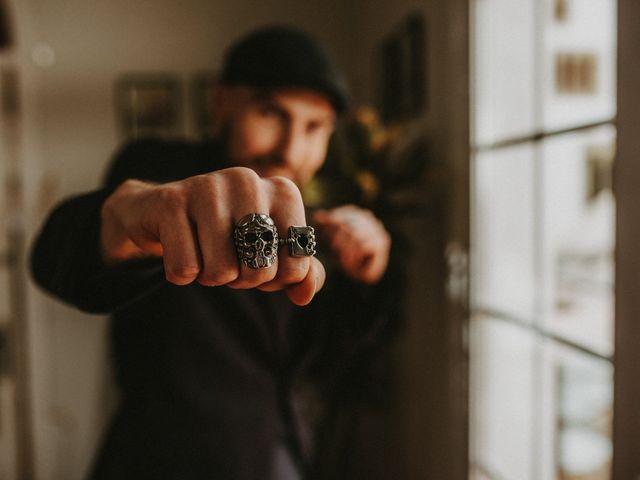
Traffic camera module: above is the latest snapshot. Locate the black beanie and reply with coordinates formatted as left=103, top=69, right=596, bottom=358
left=220, top=25, right=350, bottom=114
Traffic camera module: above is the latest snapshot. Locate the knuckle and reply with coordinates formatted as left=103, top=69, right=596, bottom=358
left=268, top=176, right=302, bottom=203
left=228, top=269, right=274, bottom=290
left=225, top=167, right=264, bottom=199
left=227, top=166, right=261, bottom=185
left=234, top=166, right=261, bottom=178
left=187, top=174, right=221, bottom=204
left=277, top=261, right=308, bottom=284
left=156, top=185, right=187, bottom=212
left=201, top=263, right=240, bottom=285
left=253, top=268, right=276, bottom=285
left=117, top=178, right=143, bottom=194
left=189, top=173, right=216, bottom=191
left=166, top=263, right=200, bottom=283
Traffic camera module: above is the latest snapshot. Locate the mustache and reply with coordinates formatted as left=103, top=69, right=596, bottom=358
left=235, top=154, right=302, bottom=184
left=217, top=128, right=302, bottom=184
left=250, top=155, right=285, bottom=168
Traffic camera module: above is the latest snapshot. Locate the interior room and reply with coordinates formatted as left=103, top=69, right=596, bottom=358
left=0, top=0, right=638, bottom=479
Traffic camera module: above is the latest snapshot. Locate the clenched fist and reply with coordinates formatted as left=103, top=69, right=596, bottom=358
left=313, top=205, right=391, bottom=284
left=100, top=167, right=325, bottom=305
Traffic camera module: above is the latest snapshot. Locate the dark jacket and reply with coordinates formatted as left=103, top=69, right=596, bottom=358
left=30, top=138, right=399, bottom=480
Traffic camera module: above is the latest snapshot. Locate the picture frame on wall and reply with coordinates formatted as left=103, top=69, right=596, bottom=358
left=115, top=74, right=182, bottom=140
left=190, top=71, right=217, bottom=140
left=377, top=12, right=427, bottom=123
left=1, top=67, right=19, bottom=121
left=555, top=0, right=570, bottom=22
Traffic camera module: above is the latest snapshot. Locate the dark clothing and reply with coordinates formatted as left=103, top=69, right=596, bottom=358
left=30, top=139, right=398, bottom=480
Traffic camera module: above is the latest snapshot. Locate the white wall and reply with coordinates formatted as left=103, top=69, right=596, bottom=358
left=35, top=0, right=355, bottom=194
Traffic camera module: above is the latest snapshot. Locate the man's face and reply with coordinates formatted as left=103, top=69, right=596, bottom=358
left=215, top=86, right=336, bottom=186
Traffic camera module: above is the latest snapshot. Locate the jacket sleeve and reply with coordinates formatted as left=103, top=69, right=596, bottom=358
left=29, top=139, right=184, bottom=314
left=290, top=239, right=405, bottom=390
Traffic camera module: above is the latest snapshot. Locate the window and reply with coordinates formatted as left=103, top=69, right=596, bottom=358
left=469, top=0, right=617, bottom=478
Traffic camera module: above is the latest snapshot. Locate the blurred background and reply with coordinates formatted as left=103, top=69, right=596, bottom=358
left=0, top=0, right=639, bottom=479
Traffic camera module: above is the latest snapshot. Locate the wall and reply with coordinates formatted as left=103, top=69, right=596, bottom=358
left=2, top=1, right=49, bottom=477
left=347, top=1, right=470, bottom=479
left=34, top=0, right=355, bottom=194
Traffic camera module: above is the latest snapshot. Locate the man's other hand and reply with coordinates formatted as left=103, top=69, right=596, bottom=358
left=100, top=167, right=325, bottom=306
left=313, top=205, right=391, bottom=284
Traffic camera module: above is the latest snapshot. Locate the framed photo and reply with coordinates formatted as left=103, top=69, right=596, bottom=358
left=555, top=52, right=598, bottom=95
left=554, top=0, right=569, bottom=22
left=115, top=74, right=181, bottom=139
left=190, top=71, right=218, bottom=139
left=1, top=67, right=19, bottom=120
left=377, top=12, right=427, bottom=123
left=0, top=66, right=20, bottom=162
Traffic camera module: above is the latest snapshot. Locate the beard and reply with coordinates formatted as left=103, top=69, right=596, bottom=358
left=214, top=123, right=304, bottom=186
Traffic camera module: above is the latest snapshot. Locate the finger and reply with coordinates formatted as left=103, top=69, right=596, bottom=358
left=223, top=171, right=278, bottom=289
left=314, top=205, right=390, bottom=283
left=284, top=257, right=326, bottom=305
left=226, top=213, right=279, bottom=289
left=262, top=176, right=310, bottom=289
left=352, top=239, right=390, bottom=284
left=329, top=220, right=373, bottom=265
left=313, top=206, right=374, bottom=242
left=335, top=235, right=366, bottom=278
left=159, top=211, right=201, bottom=285
left=331, top=224, right=390, bottom=283
left=189, top=176, right=240, bottom=286
left=330, top=210, right=384, bottom=246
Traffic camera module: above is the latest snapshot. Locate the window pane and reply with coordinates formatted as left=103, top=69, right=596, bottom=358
left=470, top=315, right=536, bottom=480
left=473, top=0, right=536, bottom=146
left=538, top=341, right=613, bottom=480
left=541, top=0, right=617, bottom=130
left=540, top=126, right=615, bottom=357
left=472, top=144, right=536, bottom=320
left=558, top=356, right=612, bottom=479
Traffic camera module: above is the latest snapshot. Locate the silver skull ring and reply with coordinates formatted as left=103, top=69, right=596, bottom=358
left=234, top=213, right=279, bottom=269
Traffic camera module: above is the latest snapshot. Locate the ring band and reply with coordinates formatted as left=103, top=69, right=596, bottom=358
left=234, top=213, right=279, bottom=269
left=280, top=226, right=317, bottom=257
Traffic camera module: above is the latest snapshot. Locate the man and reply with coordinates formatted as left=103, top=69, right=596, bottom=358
left=31, top=26, right=392, bottom=479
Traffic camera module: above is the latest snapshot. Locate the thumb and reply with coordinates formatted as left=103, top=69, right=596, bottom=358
left=285, top=257, right=326, bottom=305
